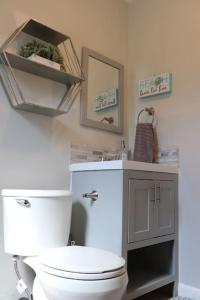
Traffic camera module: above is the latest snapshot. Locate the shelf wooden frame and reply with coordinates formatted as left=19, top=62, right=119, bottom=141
left=0, top=18, right=84, bottom=116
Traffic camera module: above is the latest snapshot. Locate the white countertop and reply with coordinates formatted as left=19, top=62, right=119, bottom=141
left=70, top=160, right=178, bottom=174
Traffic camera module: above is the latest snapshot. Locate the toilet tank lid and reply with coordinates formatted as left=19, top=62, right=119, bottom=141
left=1, top=189, right=72, bottom=197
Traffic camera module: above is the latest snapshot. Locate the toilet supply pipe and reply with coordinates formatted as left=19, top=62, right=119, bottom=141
left=12, top=255, right=33, bottom=300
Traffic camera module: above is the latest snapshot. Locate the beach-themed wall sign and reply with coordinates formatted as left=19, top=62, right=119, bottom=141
left=139, top=72, right=172, bottom=98
left=94, top=88, right=118, bottom=112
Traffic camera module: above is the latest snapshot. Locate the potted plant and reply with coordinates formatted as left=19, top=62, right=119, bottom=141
left=19, top=40, right=65, bottom=71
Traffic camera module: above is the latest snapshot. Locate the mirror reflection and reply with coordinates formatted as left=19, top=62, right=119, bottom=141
left=81, top=47, right=124, bottom=134
left=87, top=57, right=119, bottom=126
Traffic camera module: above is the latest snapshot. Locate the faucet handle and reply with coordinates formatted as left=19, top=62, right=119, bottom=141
left=82, top=190, right=98, bottom=201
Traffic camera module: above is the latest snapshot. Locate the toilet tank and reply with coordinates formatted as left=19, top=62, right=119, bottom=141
left=1, top=189, right=72, bottom=256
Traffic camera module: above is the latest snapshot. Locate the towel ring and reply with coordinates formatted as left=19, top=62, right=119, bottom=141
left=137, top=107, right=155, bottom=124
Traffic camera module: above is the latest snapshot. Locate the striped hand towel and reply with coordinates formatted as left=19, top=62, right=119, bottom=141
left=133, top=123, right=158, bottom=163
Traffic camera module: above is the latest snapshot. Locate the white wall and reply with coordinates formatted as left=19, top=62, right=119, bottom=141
left=0, top=1, right=128, bottom=298
left=128, top=0, right=200, bottom=296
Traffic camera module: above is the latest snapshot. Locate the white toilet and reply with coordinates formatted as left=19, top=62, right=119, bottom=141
left=1, top=189, right=128, bottom=300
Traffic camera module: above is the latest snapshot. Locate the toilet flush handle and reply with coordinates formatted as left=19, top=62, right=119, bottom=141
left=82, top=190, right=98, bottom=201
left=16, top=199, right=31, bottom=208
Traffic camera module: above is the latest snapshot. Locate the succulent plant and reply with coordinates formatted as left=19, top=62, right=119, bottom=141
left=19, top=40, right=65, bottom=71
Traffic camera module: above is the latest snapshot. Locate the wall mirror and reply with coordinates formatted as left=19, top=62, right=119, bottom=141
left=80, top=47, right=124, bottom=134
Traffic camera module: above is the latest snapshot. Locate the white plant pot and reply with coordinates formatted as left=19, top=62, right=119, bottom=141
left=28, top=54, right=61, bottom=70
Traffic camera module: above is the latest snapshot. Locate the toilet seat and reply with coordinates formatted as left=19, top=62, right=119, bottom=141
left=40, top=264, right=126, bottom=280
left=39, top=246, right=126, bottom=281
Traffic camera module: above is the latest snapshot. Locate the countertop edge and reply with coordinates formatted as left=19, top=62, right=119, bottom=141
left=70, top=160, right=178, bottom=174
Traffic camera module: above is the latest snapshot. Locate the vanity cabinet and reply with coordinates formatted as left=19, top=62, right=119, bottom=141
left=70, top=161, right=178, bottom=300
left=128, top=179, right=175, bottom=243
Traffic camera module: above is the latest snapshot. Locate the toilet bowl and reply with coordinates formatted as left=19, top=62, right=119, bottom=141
left=25, top=246, right=128, bottom=300
left=1, top=189, right=128, bottom=300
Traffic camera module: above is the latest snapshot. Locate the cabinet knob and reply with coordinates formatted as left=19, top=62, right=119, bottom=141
left=82, top=190, right=98, bottom=201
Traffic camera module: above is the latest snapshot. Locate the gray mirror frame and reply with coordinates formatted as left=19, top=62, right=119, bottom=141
left=80, top=47, right=124, bottom=134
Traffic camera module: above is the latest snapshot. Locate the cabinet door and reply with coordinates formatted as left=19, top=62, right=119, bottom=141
left=128, top=179, right=155, bottom=242
left=155, top=180, right=175, bottom=236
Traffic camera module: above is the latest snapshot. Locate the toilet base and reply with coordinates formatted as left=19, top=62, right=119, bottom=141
left=32, top=276, right=127, bottom=300
left=32, top=277, right=48, bottom=300
left=26, top=254, right=128, bottom=300
left=37, top=270, right=128, bottom=300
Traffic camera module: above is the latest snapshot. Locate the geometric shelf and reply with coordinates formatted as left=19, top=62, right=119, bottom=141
left=14, top=103, right=67, bottom=117
left=0, top=19, right=84, bottom=117
left=3, top=52, right=83, bottom=85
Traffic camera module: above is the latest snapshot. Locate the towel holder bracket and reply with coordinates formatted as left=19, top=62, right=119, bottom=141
left=137, top=107, right=155, bottom=124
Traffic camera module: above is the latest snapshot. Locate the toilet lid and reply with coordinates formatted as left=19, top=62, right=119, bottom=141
left=40, top=246, right=126, bottom=278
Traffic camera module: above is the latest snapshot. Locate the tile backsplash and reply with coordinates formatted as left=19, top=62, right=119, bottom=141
left=70, top=143, right=119, bottom=163
left=157, top=146, right=179, bottom=165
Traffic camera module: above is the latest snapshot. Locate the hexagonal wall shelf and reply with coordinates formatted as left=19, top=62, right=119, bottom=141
left=0, top=19, right=84, bottom=116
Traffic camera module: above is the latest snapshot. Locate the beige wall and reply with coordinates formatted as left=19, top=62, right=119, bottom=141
left=128, top=0, right=200, bottom=294
left=0, top=1, right=128, bottom=299
left=2, top=0, right=199, bottom=298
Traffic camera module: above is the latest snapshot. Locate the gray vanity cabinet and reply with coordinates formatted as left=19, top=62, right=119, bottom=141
left=128, top=179, right=175, bottom=243
left=71, top=168, right=178, bottom=300
left=71, top=170, right=124, bottom=256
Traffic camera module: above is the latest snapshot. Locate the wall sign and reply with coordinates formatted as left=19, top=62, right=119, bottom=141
left=139, top=72, right=172, bottom=98
left=94, top=88, right=118, bottom=112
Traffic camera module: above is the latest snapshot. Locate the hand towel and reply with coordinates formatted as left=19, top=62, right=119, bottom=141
left=133, top=123, right=158, bottom=163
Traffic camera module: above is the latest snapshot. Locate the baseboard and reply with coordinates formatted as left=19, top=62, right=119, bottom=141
left=179, top=283, right=200, bottom=300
